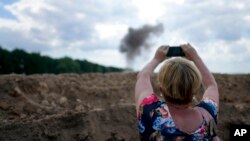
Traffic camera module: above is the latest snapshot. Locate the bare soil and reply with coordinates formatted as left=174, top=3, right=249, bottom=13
left=0, top=73, right=249, bottom=141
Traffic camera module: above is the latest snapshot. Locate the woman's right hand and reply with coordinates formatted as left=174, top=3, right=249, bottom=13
left=180, top=43, right=199, bottom=61
left=153, top=45, right=169, bottom=63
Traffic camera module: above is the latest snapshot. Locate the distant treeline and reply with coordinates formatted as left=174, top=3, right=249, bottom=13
left=0, top=47, right=124, bottom=74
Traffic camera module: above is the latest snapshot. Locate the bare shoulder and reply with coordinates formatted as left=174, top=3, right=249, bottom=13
left=194, top=106, right=213, bottom=122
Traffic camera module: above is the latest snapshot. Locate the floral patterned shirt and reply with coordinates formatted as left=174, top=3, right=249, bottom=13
left=137, top=94, right=218, bottom=141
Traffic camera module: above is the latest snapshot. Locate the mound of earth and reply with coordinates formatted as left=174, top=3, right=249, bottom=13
left=0, top=72, right=249, bottom=141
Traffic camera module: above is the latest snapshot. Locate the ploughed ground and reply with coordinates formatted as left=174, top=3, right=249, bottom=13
left=0, top=73, right=249, bottom=141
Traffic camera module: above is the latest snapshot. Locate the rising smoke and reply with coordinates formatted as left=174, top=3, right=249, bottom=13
left=119, top=23, right=164, bottom=68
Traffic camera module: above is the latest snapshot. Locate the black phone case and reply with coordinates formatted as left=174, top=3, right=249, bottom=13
left=167, top=47, right=185, bottom=57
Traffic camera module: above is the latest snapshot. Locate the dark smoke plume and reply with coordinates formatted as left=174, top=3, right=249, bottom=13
left=119, top=23, right=164, bottom=68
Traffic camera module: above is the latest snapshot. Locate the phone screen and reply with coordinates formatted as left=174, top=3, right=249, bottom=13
left=166, top=47, right=185, bottom=57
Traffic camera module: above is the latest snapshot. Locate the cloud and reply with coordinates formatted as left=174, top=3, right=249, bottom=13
left=1, top=0, right=136, bottom=50
left=157, top=0, right=250, bottom=42
left=0, top=25, right=49, bottom=51
left=152, top=0, right=250, bottom=73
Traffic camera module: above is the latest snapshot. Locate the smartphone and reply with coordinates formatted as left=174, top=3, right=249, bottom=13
left=166, top=46, right=185, bottom=57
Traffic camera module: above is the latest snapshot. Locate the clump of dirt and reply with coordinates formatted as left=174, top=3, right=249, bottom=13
left=0, top=72, right=249, bottom=141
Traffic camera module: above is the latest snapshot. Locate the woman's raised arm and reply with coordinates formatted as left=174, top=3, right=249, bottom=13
left=181, top=44, right=219, bottom=109
left=135, top=46, right=169, bottom=113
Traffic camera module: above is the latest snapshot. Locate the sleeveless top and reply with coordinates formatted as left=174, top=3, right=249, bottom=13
left=137, top=94, right=219, bottom=141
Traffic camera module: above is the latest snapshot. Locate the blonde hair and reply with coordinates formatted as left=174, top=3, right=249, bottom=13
left=158, top=57, right=202, bottom=105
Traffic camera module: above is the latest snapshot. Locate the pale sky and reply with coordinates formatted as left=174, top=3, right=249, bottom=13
left=0, top=0, right=250, bottom=73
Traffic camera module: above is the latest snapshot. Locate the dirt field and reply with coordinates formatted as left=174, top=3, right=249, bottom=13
left=0, top=72, right=249, bottom=141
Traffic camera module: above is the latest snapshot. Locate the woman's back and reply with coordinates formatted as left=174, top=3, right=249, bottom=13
left=168, top=106, right=204, bottom=134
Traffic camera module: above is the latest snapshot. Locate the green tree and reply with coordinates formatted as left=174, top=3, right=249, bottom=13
left=55, top=57, right=81, bottom=73
left=0, top=46, right=123, bottom=74
left=0, top=47, right=12, bottom=73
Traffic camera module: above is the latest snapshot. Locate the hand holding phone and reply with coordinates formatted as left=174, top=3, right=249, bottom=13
left=166, top=46, right=185, bottom=57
